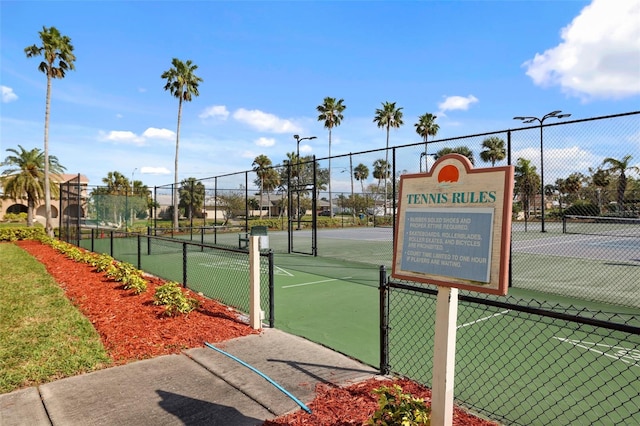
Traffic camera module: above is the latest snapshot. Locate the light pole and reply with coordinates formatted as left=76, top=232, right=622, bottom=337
left=130, top=168, right=137, bottom=228
left=293, top=134, right=316, bottom=228
left=514, top=110, right=571, bottom=232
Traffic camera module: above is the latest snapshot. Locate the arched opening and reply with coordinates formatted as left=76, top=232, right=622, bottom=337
left=36, top=205, right=59, bottom=219
left=6, top=204, right=28, bottom=214
left=63, top=204, right=85, bottom=218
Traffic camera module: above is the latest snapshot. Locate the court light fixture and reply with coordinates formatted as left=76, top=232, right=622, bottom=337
left=513, top=110, right=571, bottom=232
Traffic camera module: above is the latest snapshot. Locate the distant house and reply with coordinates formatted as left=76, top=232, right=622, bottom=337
left=0, top=174, right=89, bottom=224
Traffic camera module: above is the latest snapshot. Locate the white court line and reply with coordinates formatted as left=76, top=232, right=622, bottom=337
left=515, top=235, right=608, bottom=250
left=553, top=337, right=640, bottom=368
left=282, top=277, right=353, bottom=289
left=457, top=310, right=510, bottom=329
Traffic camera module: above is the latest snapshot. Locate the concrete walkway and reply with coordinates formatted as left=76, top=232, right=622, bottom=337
left=0, top=329, right=379, bottom=426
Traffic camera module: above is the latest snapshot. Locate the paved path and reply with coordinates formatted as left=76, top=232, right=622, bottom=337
left=0, top=329, right=379, bottom=425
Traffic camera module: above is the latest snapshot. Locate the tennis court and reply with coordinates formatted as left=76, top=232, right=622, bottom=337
left=80, top=222, right=639, bottom=424
left=270, top=251, right=639, bottom=425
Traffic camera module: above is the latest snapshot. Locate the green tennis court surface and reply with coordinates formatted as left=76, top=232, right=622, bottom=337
left=80, top=229, right=639, bottom=423
left=271, top=252, right=639, bottom=425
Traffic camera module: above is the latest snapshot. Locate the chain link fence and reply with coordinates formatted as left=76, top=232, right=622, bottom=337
left=382, top=275, right=639, bottom=425
left=145, top=111, right=639, bottom=424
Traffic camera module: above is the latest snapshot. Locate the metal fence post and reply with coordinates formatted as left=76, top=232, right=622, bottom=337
left=379, top=265, right=389, bottom=375
left=137, top=234, right=141, bottom=270
left=268, top=250, right=275, bottom=328
left=110, top=231, right=114, bottom=257
left=182, top=242, right=187, bottom=288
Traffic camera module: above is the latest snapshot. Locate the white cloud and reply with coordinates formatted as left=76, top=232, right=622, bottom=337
left=437, top=95, right=479, bottom=116
left=140, top=166, right=171, bottom=175
left=524, top=0, right=640, bottom=100
left=199, top=105, right=230, bottom=120
left=233, top=108, right=301, bottom=133
left=100, top=130, right=146, bottom=146
left=255, top=137, right=276, bottom=147
left=299, top=143, right=313, bottom=153
left=1, top=85, right=18, bottom=103
left=142, top=127, right=175, bottom=140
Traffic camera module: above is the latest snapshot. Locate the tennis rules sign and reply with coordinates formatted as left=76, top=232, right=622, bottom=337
left=392, top=154, right=514, bottom=295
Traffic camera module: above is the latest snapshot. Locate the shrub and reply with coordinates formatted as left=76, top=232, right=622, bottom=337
left=2, top=212, right=28, bottom=223
left=153, top=282, right=199, bottom=316
left=367, top=384, right=431, bottom=426
left=0, top=227, right=46, bottom=242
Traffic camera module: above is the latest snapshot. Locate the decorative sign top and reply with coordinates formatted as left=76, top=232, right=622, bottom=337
left=392, top=154, right=514, bottom=295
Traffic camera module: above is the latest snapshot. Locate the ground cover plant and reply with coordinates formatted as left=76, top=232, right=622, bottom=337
left=0, top=243, right=110, bottom=393
left=2, top=238, right=496, bottom=425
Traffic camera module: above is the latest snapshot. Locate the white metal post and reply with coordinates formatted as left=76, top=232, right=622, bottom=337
left=431, top=286, right=459, bottom=426
left=249, top=235, right=261, bottom=330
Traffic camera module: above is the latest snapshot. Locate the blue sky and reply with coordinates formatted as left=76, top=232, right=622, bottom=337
left=1, top=0, right=639, bottom=191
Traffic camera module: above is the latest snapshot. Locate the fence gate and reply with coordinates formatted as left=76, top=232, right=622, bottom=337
left=288, top=157, right=317, bottom=256
left=59, top=174, right=82, bottom=245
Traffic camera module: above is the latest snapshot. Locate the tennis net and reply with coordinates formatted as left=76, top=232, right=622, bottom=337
left=562, top=215, right=640, bottom=237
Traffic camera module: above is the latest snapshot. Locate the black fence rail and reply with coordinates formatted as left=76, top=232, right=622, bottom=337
left=78, top=229, right=274, bottom=327
left=381, top=270, right=640, bottom=426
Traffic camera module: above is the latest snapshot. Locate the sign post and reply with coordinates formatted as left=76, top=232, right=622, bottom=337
left=392, top=154, right=514, bottom=425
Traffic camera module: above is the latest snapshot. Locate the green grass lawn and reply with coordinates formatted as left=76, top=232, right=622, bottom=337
left=0, top=243, right=111, bottom=394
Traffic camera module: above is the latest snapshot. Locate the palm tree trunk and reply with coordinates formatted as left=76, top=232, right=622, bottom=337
left=618, top=173, right=626, bottom=211
left=173, top=98, right=182, bottom=231
left=328, top=128, right=333, bottom=218
left=44, top=74, right=53, bottom=237
left=27, top=197, right=35, bottom=227
left=384, top=126, right=390, bottom=215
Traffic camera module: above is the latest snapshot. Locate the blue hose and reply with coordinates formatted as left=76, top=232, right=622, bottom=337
left=204, top=342, right=312, bottom=414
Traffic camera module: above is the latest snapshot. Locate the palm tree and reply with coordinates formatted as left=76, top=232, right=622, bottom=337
left=317, top=97, right=346, bottom=218
left=514, top=158, right=540, bottom=220
left=479, top=137, right=506, bottom=166
left=415, top=113, right=439, bottom=171
left=102, top=171, right=129, bottom=195
left=434, top=146, right=475, bottom=165
left=602, top=154, right=639, bottom=212
left=252, top=154, right=273, bottom=218
left=179, top=178, right=205, bottom=220
left=1, top=145, right=65, bottom=226
left=372, top=159, right=390, bottom=210
left=373, top=102, right=403, bottom=212
left=161, top=58, right=203, bottom=230
left=354, top=163, right=369, bottom=194
left=25, top=26, right=76, bottom=237
left=262, top=168, right=281, bottom=218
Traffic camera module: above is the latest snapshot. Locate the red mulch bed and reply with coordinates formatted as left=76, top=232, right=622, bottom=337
left=15, top=240, right=257, bottom=363
left=15, top=240, right=497, bottom=425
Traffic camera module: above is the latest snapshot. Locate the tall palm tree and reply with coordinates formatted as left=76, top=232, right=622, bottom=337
left=373, top=102, right=403, bottom=213
left=25, top=26, right=76, bottom=237
left=1, top=145, right=65, bottom=226
left=317, top=97, right=346, bottom=218
left=479, top=137, right=506, bottom=166
left=161, top=58, right=203, bottom=230
left=252, top=154, right=273, bottom=218
left=435, top=146, right=475, bottom=165
left=602, top=154, right=639, bottom=212
left=415, top=113, right=439, bottom=171
left=514, top=158, right=540, bottom=220
left=354, top=163, right=369, bottom=194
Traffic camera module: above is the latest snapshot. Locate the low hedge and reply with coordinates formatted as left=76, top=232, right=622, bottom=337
left=0, top=227, right=46, bottom=242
